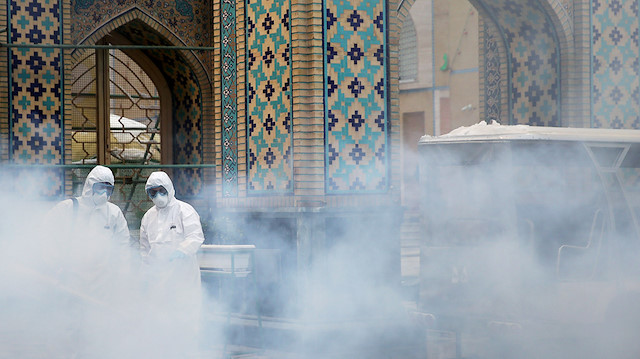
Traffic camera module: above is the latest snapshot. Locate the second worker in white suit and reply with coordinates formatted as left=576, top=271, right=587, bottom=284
left=139, top=171, right=205, bottom=356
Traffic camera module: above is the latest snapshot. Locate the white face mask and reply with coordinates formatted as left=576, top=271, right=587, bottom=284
left=92, top=192, right=109, bottom=206
left=152, top=193, right=169, bottom=208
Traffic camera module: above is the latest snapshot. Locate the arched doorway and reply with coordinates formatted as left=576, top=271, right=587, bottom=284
left=397, top=0, right=575, bottom=130
left=472, top=0, right=579, bottom=126
left=70, top=39, right=170, bottom=165
left=69, top=11, right=208, bottom=197
left=67, top=11, right=210, bottom=227
left=394, top=0, right=575, bottom=279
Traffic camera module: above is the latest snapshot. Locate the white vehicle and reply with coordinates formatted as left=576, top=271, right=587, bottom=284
left=417, top=122, right=640, bottom=359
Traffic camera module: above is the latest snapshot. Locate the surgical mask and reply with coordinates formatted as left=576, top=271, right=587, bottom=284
left=152, top=192, right=169, bottom=208
left=92, top=192, right=109, bottom=206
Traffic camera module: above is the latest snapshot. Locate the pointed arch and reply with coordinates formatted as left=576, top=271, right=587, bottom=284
left=535, top=0, right=585, bottom=127
left=72, top=6, right=211, bottom=95
left=66, top=6, right=214, bottom=196
left=470, top=0, right=564, bottom=126
left=399, top=14, right=418, bottom=82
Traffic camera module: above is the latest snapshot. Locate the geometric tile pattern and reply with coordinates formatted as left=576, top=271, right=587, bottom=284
left=479, top=0, right=560, bottom=126
left=114, top=20, right=204, bottom=196
left=482, top=21, right=502, bottom=123
left=246, top=0, right=293, bottom=194
left=9, top=0, right=64, bottom=196
left=222, top=0, right=238, bottom=197
left=10, top=0, right=63, bottom=164
left=591, top=0, right=640, bottom=129
left=71, top=0, right=212, bottom=51
left=324, top=0, right=388, bottom=193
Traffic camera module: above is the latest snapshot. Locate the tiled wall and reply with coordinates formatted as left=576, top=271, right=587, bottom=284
left=74, top=11, right=209, bottom=196
left=9, top=0, right=64, bottom=165
left=591, top=0, right=640, bottom=128
left=71, top=0, right=212, bottom=50
left=5, top=0, right=65, bottom=196
left=475, top=0, right=561, bottom=126
left=476, top=0, right=640, bottom=130
left=245, top=0, right=294, bottom=194
left=480, top=18, right=507, bottom=124
left=6, top=0, right=640, bottom=205
left=221, top=0, right=239, bottom=197
left=324, top=0, right=389, bottom=193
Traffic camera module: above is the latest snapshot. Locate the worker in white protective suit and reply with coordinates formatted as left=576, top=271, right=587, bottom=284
left=45, top=165, right=131, bottom=292
left=43, top=165, right=132, bottom=358
left=139, top=171, right=205, bottom=356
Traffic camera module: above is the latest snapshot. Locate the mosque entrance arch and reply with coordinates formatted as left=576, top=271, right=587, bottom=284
left=394, top=0, right=577, bottom=254
left=69, top=9, right=209, bottom=197
left=396, top=0, right=575, bottom=128
left=70, top=37, right=170, bottom=165
left=468, top=0, right=574, bottom=126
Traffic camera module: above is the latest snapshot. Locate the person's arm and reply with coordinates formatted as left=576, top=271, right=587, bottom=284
left=41, top=199, right=75, bottom=278
left=139, top=215, right=151, bottom=260
left=43, top=199, right=73, bottom=230
left=177, top=205, right=205, bottom=255
left=113, top=207, right=131, bottom=248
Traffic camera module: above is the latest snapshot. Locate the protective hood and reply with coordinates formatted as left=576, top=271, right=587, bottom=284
left=145, top=171, right=176, bottom=203
left=81, top=165, right=115, bottom=198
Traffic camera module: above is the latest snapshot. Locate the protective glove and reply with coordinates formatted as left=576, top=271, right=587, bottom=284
left=169, top=250, right=186, bottom=261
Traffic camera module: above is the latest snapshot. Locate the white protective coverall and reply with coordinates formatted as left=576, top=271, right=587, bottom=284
left=139, top=171, right=204, bottom=353
left=45, top=165, right=131, bottom=296
left=42, top=165, right=132, bottom=358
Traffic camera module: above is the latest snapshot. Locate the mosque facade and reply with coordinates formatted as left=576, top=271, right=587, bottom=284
left=1, top=0, right=639, bottom=277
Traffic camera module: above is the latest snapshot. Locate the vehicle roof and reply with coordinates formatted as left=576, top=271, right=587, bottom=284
left=419, top=121, right=640, bottom=144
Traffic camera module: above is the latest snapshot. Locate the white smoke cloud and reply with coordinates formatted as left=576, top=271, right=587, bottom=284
left=0, top=167, right=211, bottom=359
left=6, top=132, right=640, bottom=359
left=415, top=133, right=640, bottom=359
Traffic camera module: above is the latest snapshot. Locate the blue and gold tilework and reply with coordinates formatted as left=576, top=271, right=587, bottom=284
left=222, top=0, right=238, bottom=197
left=71, top=0, right=212, bottom=52
left=8, top=0, right=64, bottom=196
left=592, top=0, right=640, bottom=129
left=479, top=0, right=560, bottom=126
left=482, top=21, right=503, bottom=123
left=246, top=0, right=293, bottom=194
left=324, top=0, right=388, bottom=193
left=10, top=0, right=63, bottom=165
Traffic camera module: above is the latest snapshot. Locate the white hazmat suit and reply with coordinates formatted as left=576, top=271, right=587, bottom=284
left=45, top=165, right=131, bottom=293
left=43, top=165, right=131, bottom=357
left=139, top=171, right=205, bottom=355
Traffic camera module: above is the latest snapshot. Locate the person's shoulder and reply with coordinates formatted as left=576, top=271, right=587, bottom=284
left=141, top=205, right=157, bottom=218
left=176, top=199, right=198, bottom=214
left=44, top=198, right=76, bottom=221
left=106, top=201, right=125, bottom=214
left=51, top=198, right=75, bottom=210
